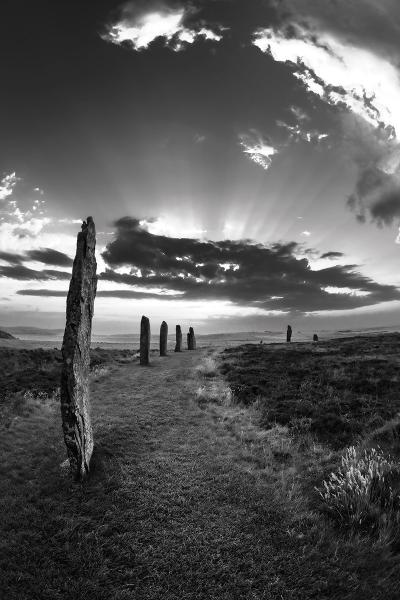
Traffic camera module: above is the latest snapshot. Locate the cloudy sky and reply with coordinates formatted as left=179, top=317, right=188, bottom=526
left=1, top=0, right=400, bottom=334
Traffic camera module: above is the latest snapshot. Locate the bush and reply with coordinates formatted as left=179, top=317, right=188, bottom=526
left=317, top=446, right=400, bottom=542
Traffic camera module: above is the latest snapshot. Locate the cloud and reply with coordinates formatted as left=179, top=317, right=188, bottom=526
left=271, top=0, right=400, bottom=66
left=0, top=173, right=52, bottom=249
left=102, top=1, right=224, bottom=52
left=320, top=251, right=344, bottom=260
left=253, top=24, right=400, bottom=135
left=239, top=109, right=329, bottom=173
left=347, top=165, right=400, bottom=226
left=253, top=3, right=400, bottom=228
left=16, top=289, right=181, bottom=299
left=26, top=248, right=73, bottom=267
left=0, top=246, right=72, bottom=268
left=0, top=250, right=24, bottom=264
left=342, top=118, right=400, bottom=226
left=0, top=265, right=71, bottom=281
left=239, top=131, right=277, bottom=170
left=276, top=117, right=328, bottom=145
left=0, top=172, right=20, bottom=201
left=16, top=289, right=67, bottom=297
left=99, top=216, right=400, bottom=312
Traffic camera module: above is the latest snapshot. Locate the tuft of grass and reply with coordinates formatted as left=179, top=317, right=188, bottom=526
left=195, top=355, right=218, bottom=378
left=195, top=382, right=232, bottom=407
left=317, top=446, right=400, bottom=544
left=195, top=353, right=232, bottom=407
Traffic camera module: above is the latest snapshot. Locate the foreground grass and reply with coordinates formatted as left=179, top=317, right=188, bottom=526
left=0, top=346, right=135, bottom=395
left=1, top=343, right=400, bottom=599
left=211, top=336, right=400, bottom=596
left=0, top=346, right=135, bottom=428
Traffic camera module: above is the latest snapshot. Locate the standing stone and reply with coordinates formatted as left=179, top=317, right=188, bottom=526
left=60, top=217, right=97, bottom=480
left=188, top=327, right=196, bottom=350
left=187, top=332, right=190, bottom=350
left=160, top=321, right=168, bottom=356
left=313, top=334, right=319, bottom=343
left=175, top=325, right=182, bottom=352
left=140, top=315, right=151, bottom=365
left=191, top=327, right=196, bottom=350
left=286, top=325, right=292, bottom=343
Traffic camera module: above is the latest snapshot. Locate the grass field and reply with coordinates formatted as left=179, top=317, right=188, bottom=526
left=1, top=336, right=400, bottom=598
left=220, top=334, right=400, bottom=449
left=217, top=334, right=400, bottom=576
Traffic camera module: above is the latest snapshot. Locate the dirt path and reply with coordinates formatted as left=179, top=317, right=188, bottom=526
left=84, top=350, right=346, bottom=599
left=1, top=348, right=387, bottom=600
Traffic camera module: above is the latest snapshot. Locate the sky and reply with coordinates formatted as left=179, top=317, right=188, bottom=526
left=1, top=0, right=400, bottom=334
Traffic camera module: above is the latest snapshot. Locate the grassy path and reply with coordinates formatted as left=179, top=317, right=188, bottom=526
left=0, top=349, right=397, bottom=599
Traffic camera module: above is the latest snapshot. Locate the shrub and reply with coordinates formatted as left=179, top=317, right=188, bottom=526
left=317, top=446, right=400, bottom=541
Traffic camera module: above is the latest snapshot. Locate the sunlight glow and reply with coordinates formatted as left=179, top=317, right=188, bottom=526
left=141, top=217, right=207, bottom=239
left=323, top=287, right=371, bottom=297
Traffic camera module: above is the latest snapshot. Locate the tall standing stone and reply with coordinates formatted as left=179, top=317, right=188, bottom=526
left=160, top=321, right=168, bottom=356
left=175, top=325, right=182, bottom=352
left=286, top=325, right=292, bottom=343
left=188, top=327, right=196, bottom=350
left=140, top=316, right=151, bottom=365
left=60, top=217, right=97, bottom=480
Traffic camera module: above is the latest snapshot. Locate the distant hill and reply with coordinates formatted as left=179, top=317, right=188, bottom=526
left=1, top=326, right=63, bottom=336
left=0, top=329, right=16, bottom=339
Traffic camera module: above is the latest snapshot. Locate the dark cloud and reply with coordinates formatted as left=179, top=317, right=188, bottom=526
left=26, top=248, right=73, bottom=267
left=0, top=265, right=71, bottom=281
left=0, top=251, right=24, bottom=264
left=370, top=190, right=400, bottom=225
left=347, top=165, right=400, bottom=226
left=320, top=251, right=344, bottom=260
left=17, top=289, right=180, bottom=299
left=100, top=217, right=400, bottom=312
left=17, top=289, right=67, bottom=297
left=0, top=247, right=72, bottom=269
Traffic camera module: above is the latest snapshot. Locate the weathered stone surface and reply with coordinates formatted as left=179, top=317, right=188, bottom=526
left=175, top=325, right=182, bottom=352
left=160, top=321, right=168, bottom=356
left=187, top=332, right=190, bottom=349
left=140, top=315, right=151, bottom=365
left=286, top=325, right=292, bottom=343
left=188, top=327, right=196, bottom=350
left=60, top=217, right=97, bottom=480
